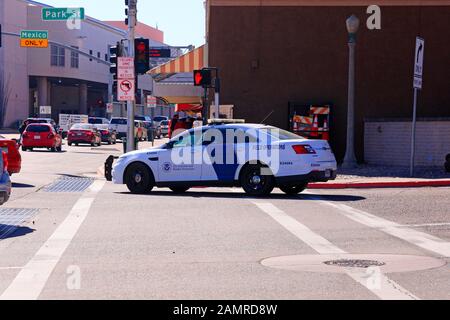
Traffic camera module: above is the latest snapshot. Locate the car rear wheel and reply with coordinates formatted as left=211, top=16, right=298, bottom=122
left=240, top=164, right=275, bottom=196
left=169, top=187, right=190, bottom=193
left=68, top=142, right=72, bottom=146
left=22, top=146, right=28, bottom=152
left=279, top=182, right=309, bottom=195
left=125, top=163, right=154, bottom=194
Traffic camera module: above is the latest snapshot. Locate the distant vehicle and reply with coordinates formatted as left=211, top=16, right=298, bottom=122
left=109, top=118, right=128, bottom=140
left=59, top=114, right=89, bottom=138
left=67, top=123, right=101, bottom=147
left=21, top=118, right=58, bottom=134
left=135, top=116, right=162, bottom=140
left=0, top=136, right=21, bottom=176
left=0, top=151, right=11, bottom=205
left=94, top=124, right=117, bottom=145
left=160, top=120, right=169, bottom=137
left=153, top=116, right=168, bottom=127
left=89, top=117, right=110, bottom=125
left=22, top=123, right=63, bottom=152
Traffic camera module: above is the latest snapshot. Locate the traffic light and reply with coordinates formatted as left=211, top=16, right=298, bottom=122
left=193, top=69, right=212, bottom=87
left=109, top=42, right=123, bottom=81
left=134, top=38, right=150, bottom=75
left=125, top=0, right=137, bottom=26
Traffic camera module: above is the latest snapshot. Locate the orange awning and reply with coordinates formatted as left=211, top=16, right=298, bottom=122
left=149, top=45, right=205, bottom=74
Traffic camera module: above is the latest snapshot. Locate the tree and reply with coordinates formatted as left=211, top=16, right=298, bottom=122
left=0, top=70, right=12, bottom=128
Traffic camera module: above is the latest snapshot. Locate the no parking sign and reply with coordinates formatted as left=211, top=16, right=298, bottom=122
left=118, top=79, right=135, bottom=101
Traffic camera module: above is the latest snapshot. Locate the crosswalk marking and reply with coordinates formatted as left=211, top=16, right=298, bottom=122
left=252, top=201, right=419, bottom=300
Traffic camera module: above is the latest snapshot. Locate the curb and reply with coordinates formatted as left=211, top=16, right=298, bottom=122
left=309, top=180, right=450, bottom=189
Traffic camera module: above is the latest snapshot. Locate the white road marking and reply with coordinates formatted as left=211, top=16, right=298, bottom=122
left=0, top=180, right=105, bottom=300
left=402, top=222, right=450, bottom=228
left=252, top=201, right=419, bottom=300
left=312, top=199, right=450, bottom=258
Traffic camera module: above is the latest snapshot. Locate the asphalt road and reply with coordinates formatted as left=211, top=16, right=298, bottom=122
left=0, top=139, right=449, bottom=300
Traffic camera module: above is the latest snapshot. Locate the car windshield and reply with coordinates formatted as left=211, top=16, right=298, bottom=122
left=110, top=118, right=127, bottom=125
left=153, top=117, right=167, bottom=122
left=71, top=124, right=93, bottom=130
left=261, top=127, right=303, bottom=141
left=27, top=125, right=50, bottom=133
left=89, top=118, right=104, bottom=124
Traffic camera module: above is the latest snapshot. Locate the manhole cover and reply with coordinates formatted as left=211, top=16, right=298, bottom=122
left=323, top=259, right=386, bottom=268
left=0, top=208, right=39, bottom=239
left=43, top=176, right=94, bottom=193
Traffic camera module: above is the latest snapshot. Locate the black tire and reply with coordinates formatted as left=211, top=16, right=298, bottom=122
left=68, top=142, right=72, bottom=146
left=75, top=143, right=79, bottom=146
left=169, top=187, right=190, bottom=194
left=446, top=154, right=450, bottom=162
left=239, top=164, right=275, bottom=196
left=125, top=162, right=154, bottom=194
left=279, top=182, right=309, bottom=195
left=21, top=146, right=27, bottom=152
left=445, top=161, right=450, bottom=173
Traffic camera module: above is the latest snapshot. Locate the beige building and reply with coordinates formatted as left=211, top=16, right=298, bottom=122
left=0, top=0, right=168, bottom=128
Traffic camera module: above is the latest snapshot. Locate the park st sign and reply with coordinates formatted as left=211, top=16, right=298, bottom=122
left=20, top=30, right=48, bottom=48
left=42, top=8, right=85, bottom=21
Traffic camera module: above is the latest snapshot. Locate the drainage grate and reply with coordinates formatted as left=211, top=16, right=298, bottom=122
left=323, top=259, right=386, bottom=268
left=43, top=176, right=94, bottom=193
left=0, top=208, right=39, bottom=239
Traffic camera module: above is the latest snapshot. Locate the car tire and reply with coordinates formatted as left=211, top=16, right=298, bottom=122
left=279, top=182, right=309, bottom=195
left=445, top=161, right=450, bottom=173
left=239, top=164, right=275, bottom=196
left=446, top=154, right=450, bottom=162
left=169, top=187, right=190, bottom=194
left=22, top=146, right=27, bottom=152
left=68, top=142, right=72, bottom=146
left=125, top=162, right=154, bottom=194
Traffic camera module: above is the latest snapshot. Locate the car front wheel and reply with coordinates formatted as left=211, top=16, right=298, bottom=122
left=240, top=164, right=274, bottom=196
left=125, top=163, right=154, bottom=194
left=279, top=182, right=308, bottom=195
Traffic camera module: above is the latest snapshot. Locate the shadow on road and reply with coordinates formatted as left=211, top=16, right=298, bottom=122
left=0, top=225, right=35, bottom=240
left=115, top=190, right=365, bottom=202
left=12, top=182, right=35, bottom=188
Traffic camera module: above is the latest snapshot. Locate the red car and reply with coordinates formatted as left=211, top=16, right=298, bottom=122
left=67, top=123, right=101, bottom=147
left=0, top=136, right=21, bottom=175
left=22, top=123, right=63, bottom=152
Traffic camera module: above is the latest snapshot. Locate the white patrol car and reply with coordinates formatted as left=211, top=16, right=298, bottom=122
left=105, top=121, right=337, bottom=196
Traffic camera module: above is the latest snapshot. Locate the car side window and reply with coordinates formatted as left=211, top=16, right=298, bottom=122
left=172, top=133, right=192, bottom=148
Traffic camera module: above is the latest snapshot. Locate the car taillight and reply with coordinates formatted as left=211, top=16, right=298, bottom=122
left=101, top=130, right=109, bottom=135
left=86, top=131, right=93, bottom=136
left=2, top=151, right=8, bottom=173
left=292, top=145, right=316, bottom=154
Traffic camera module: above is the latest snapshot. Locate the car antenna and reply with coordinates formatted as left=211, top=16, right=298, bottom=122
left=260, top=110, right=274, bottom=124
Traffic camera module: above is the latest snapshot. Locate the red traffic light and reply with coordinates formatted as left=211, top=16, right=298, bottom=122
left=193, top=69, right=212, bottom=87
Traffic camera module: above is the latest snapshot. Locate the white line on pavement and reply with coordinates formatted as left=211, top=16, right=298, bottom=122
left=401, top=222, right=450, bottom=228
left=311, top=198, right=450, bottom=258
left=0, top=180, right=106, bottom=300
left=252, top=201, right=419, bottom=300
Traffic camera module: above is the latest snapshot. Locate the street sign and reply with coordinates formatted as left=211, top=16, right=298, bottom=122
left=39, top=106, right=51, bottom=115
left=118, top=79, right=135, bottom=101
left=146, top=96, right=157, bottom=108
left=42, top=8, right=85, bottom=21
left=413, top=37, right=424, bottom=90
left=20, top=30, right=48, bottom=48
left=118, top=57, right=135, bottom=79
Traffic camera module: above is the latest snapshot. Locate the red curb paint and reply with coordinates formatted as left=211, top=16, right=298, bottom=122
left=308, top=180, right=450, bottom=189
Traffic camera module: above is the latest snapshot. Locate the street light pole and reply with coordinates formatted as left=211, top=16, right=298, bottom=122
left=126, top=0, right=137, bottom=152
left=341, top=15, right=360, bottom=169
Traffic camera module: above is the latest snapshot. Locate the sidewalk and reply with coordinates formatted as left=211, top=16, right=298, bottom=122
left=309, top=165, right=450, bottom=189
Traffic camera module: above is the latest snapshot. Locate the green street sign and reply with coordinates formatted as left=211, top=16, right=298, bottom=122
left=42, top=8, right=85, bottom=21
left=20, top=30, right=48, bottom=39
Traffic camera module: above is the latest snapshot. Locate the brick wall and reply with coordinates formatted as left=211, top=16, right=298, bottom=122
left=364, top=121, right=450, bottom=167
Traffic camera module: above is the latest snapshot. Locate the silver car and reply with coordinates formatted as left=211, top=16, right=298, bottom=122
left=0, top=151, right=12, bottom=205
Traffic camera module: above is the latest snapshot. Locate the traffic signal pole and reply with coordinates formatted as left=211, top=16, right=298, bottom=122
left=126, top=0, right=137, bottom=152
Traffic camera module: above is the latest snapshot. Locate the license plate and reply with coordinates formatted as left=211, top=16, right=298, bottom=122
left=34, top=136, right=41, bottom=140
left=77, top=133, right=83, bottom=136
left=1, top=147, right=8, bottom=154
left=324, top=170, right=332, bottom=178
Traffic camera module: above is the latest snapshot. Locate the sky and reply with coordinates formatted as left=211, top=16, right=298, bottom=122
left=41, top=0, right=206, bottom=47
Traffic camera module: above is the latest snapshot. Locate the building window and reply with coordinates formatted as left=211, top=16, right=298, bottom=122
left=89, top=50, right=93, bottom=62
left=105, top=53, right=108, bottom=62
left=97, top=51, right=101, bottom=63
left=71, top=46, right=79, bottom=69
left=51, top=45, right=65, bottom=67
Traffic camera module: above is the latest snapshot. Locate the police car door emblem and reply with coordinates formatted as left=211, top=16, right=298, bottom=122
left=162, top=162, right=172, bottom=172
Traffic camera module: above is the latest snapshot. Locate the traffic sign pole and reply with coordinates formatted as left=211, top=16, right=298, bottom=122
left=126, top=0, right=137, bottom=153
left=410, top=88, right=418, bottom=177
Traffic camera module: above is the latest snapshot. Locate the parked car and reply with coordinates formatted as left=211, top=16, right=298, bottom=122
left=22, top=123, right=63, bottom=152
left=67, top=123, right=101, bottom=147
left=160, top=120, right=169, bottom=137
left=109, top=117, right=128, bottom=140
left=94, top=124, right=117, bottom=145
left=89, top=117, right=110, bottom=125
left=0, top=151, right=11, bottom=205
left=153, top=116, right=168, bottom=126
left=0, top=136, right=21, bottom=176
left=135, top=116, right=161, bottom=140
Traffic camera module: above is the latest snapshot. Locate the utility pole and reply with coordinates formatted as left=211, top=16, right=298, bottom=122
left=126, top=0, right=137, bottom=152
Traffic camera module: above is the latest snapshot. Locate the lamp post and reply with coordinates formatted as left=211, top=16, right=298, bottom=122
left=341, top=14, right=360, bottom=169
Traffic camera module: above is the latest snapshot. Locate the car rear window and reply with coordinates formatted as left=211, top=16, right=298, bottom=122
left=27, top=125, right=50, bottom=133
left=153, top=117, right=167, bottom=122
left=89, top=118, right=104, bottom=124
left=110, top=119, right=127, bottom=125
left=71, top=124, right=93, bottom=130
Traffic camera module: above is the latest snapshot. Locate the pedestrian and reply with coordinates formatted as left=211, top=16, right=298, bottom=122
left=169, top=114, right=179, bottom=138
